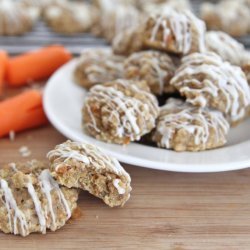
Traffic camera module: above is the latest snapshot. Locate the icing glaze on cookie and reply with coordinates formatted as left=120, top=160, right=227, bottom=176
left=206, top=31, right=245, bottom=66
left=47, top=141, right=131, bottom=181
left=0, top=167, right=72, bottom=236
left=149, top=10, right=205, bottom=54
left=171, top=52, right=250, bottom=122
left=84, top=79, right=158, bottom=142
left=153, top=98, right=229, bottom=149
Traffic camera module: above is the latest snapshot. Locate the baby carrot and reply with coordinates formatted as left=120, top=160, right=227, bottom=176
left=0, top=50, right=8, bottom=95
left=0, top=90, right=48, bottom=137
left=6, top=45, right=72, bottom=86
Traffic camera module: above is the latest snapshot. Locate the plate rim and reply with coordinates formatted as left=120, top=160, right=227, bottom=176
left=43, top=58, right=250, bottom=173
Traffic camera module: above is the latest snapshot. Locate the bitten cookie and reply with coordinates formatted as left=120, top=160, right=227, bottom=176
left=0, top=160, right=78, bottom=237
left=124, top=50, right=176, bottom=95
left=44, top=0, right=96, bottom=34
left=74, top=49, right=125, bottom=89
left=143, top=9, right=206, bottom=55
left=170, top=52, right=250, bottom=123
left=0, top=0, right=39, bottom=36
left=83, top=79, right=159, bottom=144
left=205, top=31, right=245, bottom=66
left=48, top=141, right=132, bottom=207
left=152, top=98, right=230, bottom=152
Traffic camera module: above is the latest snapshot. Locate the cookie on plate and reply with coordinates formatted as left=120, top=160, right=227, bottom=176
left=0, top=160, right=79, bottom=237
left=143, top=9, right=206, bottom=55
left=112, top=26, right=144, bottom=56
left=124, top=50, right=176, bottom=95
left=83, top=79, right=159, bottom=144
left=170, top=52, right=250, bottom=124
left=205, top=31, right=245, bottom=66
left=44, top=0, right=96, bottom=34
left=74, top=49, right=125, bottom=89
left=201, top=0, right=250, bottom=37
left=152, top=98, right=230, bottom=152
left=0, top=0, right=39, bottom=36
left=48, top=141, right=132, bottom=207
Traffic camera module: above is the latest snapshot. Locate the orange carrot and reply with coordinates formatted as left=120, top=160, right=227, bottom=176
left=6, top=45, right=72, bottom=86
left=0, top=90, right=48, bottom=137
left=0, top=50, right=8, bottom=94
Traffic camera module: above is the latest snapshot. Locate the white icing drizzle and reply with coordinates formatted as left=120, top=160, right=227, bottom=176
left=124, top=51, right=175, bottom=95
left=171, top=52, right=250, bottom=122
left=113, top=179, right=125, bottom=195
left=149, top=9, right=205, bottom=54
left=205, top=31, right=245, bottom=66
left=84, top=80, right=158, bottom=141
left=154, top=98, right=230, bottom=149
left=38, top=170, right=72, bottom=225
left=0, top=179, right=29, bottom=236
left=0, top=167, right=72, bottom=236
left=47, top=141, right=131, bottom=181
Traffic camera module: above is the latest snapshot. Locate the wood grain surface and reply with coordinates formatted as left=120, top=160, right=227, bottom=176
left=1, top=89, right=250, bottom=250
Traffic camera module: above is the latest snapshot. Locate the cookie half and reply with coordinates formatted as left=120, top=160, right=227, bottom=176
left=0, top=160, right=78, bottom=237
left=48, top=141, right=132, bottom=207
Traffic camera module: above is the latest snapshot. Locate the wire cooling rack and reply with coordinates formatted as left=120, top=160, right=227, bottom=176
left=0, top=0, right=249, bottom=54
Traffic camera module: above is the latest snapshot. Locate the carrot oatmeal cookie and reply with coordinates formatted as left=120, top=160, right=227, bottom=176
left=201, top=0, right=250, bottom=37
left=48, top=141, right=131, bottom=207
left=152, top=98, right=230, bottom=152
left=83, top=79, right=159, bottom=144
left=0, top=160, right=78, bottom=237
left=93, top=0, right=142, bottom=42
left=74, top=49, right=125, bottom=89
left=0, top=0, right=39, bottom=36
left=124, top=50, right=176, bottom=95
left=142, top=0, right=191, bottom=14
left=170, top=52, right=250, bottom=124
left=44, top=0, right=96, bottom=34
left=205, top=31, right=245, bottom=66
left=112, top=26, right=144, bottom=56
left=143, top=9, right=206, bottom=55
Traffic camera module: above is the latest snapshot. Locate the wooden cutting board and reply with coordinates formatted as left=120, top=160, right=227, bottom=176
left=1, top=124, right=250, bottom=249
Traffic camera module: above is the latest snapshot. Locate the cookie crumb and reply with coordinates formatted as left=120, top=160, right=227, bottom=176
left=95, top=215, right=99, bottom=220
left=9, top=131, right=15, bottom=142
left=19, top=146, right=31, bottom=158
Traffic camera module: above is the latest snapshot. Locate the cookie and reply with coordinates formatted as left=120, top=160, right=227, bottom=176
left=48, top=141, right=131, bottom=207
left=0, top=160, right=78, bottom=237
left=112, top=26, right=144, bottom=56
left=142, top=0, right=191, bottom=14
left=152, top=98, right=230, bottom=152
left=93, top=0, right=142, bottom=42
left=143, top=9, right=206, bottom=55
left=74, top=49, right=125, bottom=90
left=44, top=0, right=96, bottom=34
left=124, top=50, right=176, bottom=95
left=201, top=0, right=250, bottom=37
left=170, top=52, right=250, bottom=124
left=205, top=31, right=245, bottom=66
left=0, top=0, right=39, bottom=36
left=83, top=79, right=159, bottom=144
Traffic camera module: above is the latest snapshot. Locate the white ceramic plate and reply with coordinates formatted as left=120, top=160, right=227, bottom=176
left=44, top=59, right=250, bottom=173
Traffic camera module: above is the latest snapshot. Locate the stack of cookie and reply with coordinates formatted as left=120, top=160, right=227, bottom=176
left=0, top=141, right=132, bottom=237
left=73, top=8, right=250, bottom=152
